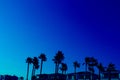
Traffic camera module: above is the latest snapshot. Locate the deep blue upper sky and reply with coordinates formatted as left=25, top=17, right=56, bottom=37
left=0, top=0, right=120, bottom=79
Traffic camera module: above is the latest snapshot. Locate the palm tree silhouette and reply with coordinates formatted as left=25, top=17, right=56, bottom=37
left=87, top=57, right=98, bottom=80
left=60, top=63, right=68, bottom=74
left=88, top=65, right=95, bottom=80
left=31, top=57, right=39, bottom=78
left=107, top=63, right=116, bottom=80
left=52, top=51, right=64, bottom=74
left=34, top=64, right=39, bottom=75
left=38, top=53, right=47, bottom=74
left=85, top=57, right=90, bottom=72
left=84, top=57, right=91, bottom=80
left=26, top=57, right=33, bottom=80
left=97, top=63, right=105, bottom=80
left=73, top=61, right=80, bottom=80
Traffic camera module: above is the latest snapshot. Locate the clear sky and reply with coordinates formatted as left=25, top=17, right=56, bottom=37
left=0, top=0, right=120, bottom=79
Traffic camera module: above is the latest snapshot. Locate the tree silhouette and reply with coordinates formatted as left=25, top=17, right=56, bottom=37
left=38, top=53, right=47, bottom=74
left=85, top=57, right=90, bottom=72
left=97, top=63, right=105, bottom=80
left=34, top=64, right=39, bottom=75
left=52, top=51, right=64, bottom=74
left=84, top=57, right=91, bottom=80
left=31, top=57, right=39, bottom=78
left=107, top=63, right=116, bottom=80
left=60, top=63, right=68, bottom=74
left=25, top=53, right=120, bottom=80
left=87, top=57, right=98, bottom=80
left=73, top=61, right=80, bottom=80
left=26, top=57, right=32, bottom=80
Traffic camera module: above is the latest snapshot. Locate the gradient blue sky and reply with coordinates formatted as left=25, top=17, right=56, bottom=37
left=0, top=0, right=120, bottom=79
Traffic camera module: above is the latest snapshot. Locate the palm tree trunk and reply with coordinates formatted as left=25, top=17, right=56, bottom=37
left=55, top=63, right=57, bottom=74
left=34, top=69, right=36, bottom=76
left=109, top=71, right=111, bottom=80
left=26, top=63, right=29, bottom=80
left=40, top=60, right=43, bottom=74
left=32, top=65, right=35, bottom=77
left=92, top=71, right=94, bottom=80
left=65, top=71, right=66, bottom=74
left=57, top=64, right=59, bottom=73
left=90, top=71, right=92, bottom=80
left=85, top=63, right=87, bottom=80
left=62, top=71, right=63, bottom=74
left=56, top=63, right=59, bottom=74
left=74, top=67, right=76, bottom=80
left=91, top=67, right=93, bottom=80
left=57, top=64, right=59, bottom=74
left=98, top=70, right=101, bottom=80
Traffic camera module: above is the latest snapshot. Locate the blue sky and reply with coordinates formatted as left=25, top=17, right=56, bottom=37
left=0, top=0, right=120, bottom=79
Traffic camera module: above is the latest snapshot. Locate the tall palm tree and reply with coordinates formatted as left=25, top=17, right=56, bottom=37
left=52, top=51, right=64, bottom=74
left=84, top=57, right=91, bottom=80
left=107, top=63, right=116, bottom=80
left=73, top=61, right=80, bottom=80
left=38, top=53, right=47, bottom=74
left=26, top=57, right=33, bottom=80
left=60, top=63, right=68, bottom=74
left=97, top=63, right=105, bottom=80
left=85, top=57, right=90, bottom=72
left=88, top=57, right=98, bottom=80
left=32, top=64, right=39, bottom=80
left=32, top=57, right=39, bottom=77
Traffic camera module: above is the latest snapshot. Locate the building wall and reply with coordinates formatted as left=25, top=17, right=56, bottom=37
left=0, top=75, right=18, bottom=80
left=36, top=72, right=120, bottom=80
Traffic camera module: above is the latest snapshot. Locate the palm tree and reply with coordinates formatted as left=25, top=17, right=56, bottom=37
left=84, top=57, right=91, bottom=80
left=31, top=57, right=39, bottom=77
left=88, top=57, right=98, bottom=80
left=60, top=63, right=68, bottom=74
left=52, top=51, right=64, bottom=74
left=88, top=65, right=95, bottom=80
left=92, top=57, right=98, bottom=80
left=38, top=53, right=47, bottom=74
left=107, top=63, right=116, bottom=80
left=97, top=63, right=105, bottom=80
left=73, top=61, right=80, bottom=80
left=34, top=64, right=39, bottom=75
left=85, top=57, right=90, bottom=72
left=26, top=57, right=33, bottom=80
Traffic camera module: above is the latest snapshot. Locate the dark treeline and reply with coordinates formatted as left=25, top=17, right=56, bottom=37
left=25, top=50, right=118, bottom=80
